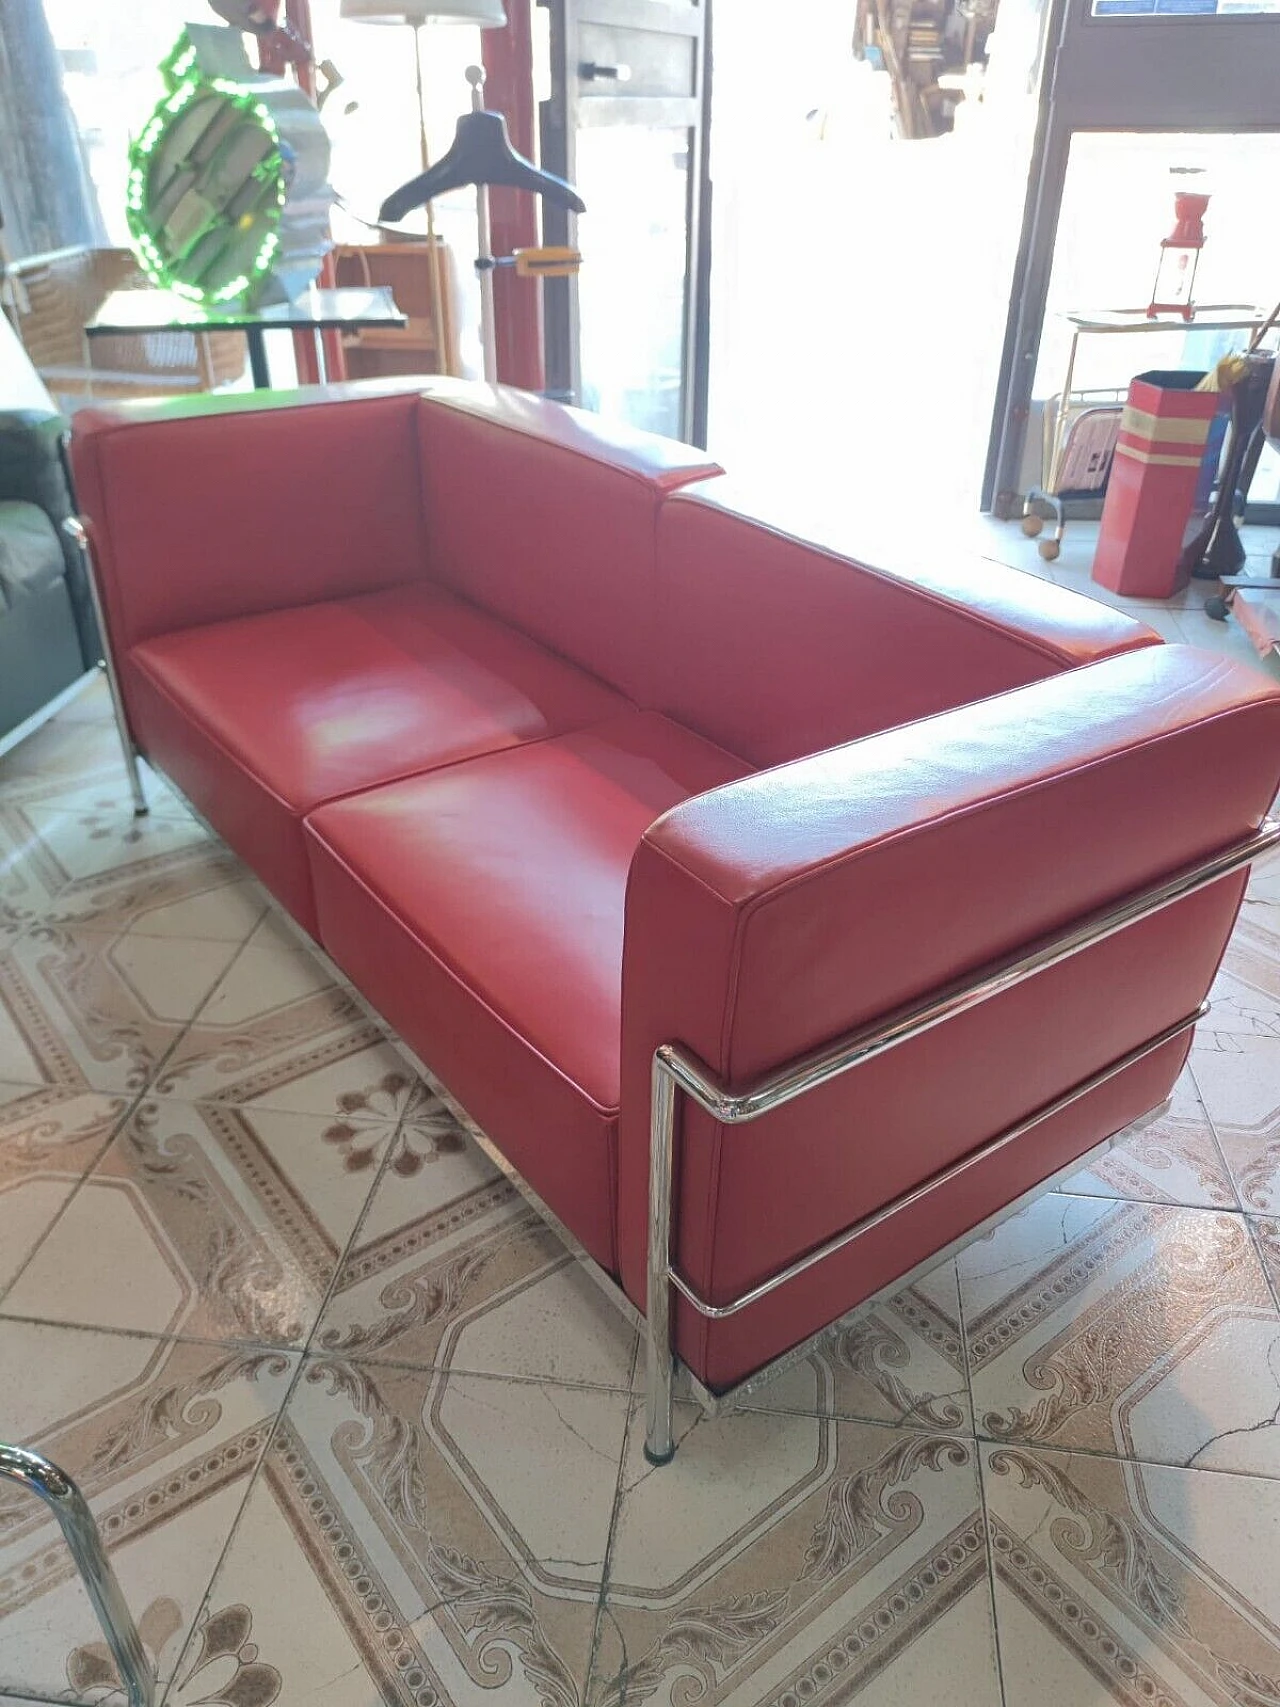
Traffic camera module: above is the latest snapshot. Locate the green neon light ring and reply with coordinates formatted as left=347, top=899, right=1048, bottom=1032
left=126, top=35, right=289, bottom=307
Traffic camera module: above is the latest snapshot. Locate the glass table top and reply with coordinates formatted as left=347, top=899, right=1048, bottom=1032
left=85, top=285, right=406, bottom=336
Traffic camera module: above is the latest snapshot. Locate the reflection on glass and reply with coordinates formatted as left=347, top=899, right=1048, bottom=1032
left=574, top=125, right=690, bottom=440
left=1035, top=132, right=1280, bottom=500
left=1095, top=0, right=1278, bottom=17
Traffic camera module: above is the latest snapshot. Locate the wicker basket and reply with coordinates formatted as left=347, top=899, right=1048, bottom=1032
left=4, top=247, right=246, bottom=406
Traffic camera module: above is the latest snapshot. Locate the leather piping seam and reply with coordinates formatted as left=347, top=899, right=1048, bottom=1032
left=76, top=385, right=425, bottom=438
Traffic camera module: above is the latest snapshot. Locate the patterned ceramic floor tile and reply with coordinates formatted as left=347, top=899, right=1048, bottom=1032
left=163, top=1018, right=448, bottom=1135
left=1059, top=1067, right=1237, bottom=1209
left=0, top=718, right=141, bottom=789
left=315, top=1093, right=637, bottom=1392
left=1, top=1095, right=394, bottom=1348
left=153, top=914, right=378, bottom=1108
left=52, top=672, right=111, bottom=722
left=590, top=1405, right=999, bottom=1707
left=983, top=1440, right=1280, bottom=1707
left=1196, top=964, right=1280, bottom=1049
left=735, top=1258, right=973, bottom=1434
left=0, top=1317, right=296, bottom=1703
left=1250, top=1217, right=1280, bottom=1312
left=0, top=1083, right=128, bottom=1295
left=1192, top=1034, right=1280, bottom=1215
left=185, top=1362, right=629, bottom=1707
left=0, top=922, right=242, bottom=1096
left=0, top=766, right=268, bottom=955
left=1221, top=899, right=1280, bottom=1003
left=0, top=757, right=189, bottom=830
left=1, top=830, right=264, bottom=954
left=961, top=1193, right=1280, bottom=1475
left=1246, top=857, right=1280, bottom=906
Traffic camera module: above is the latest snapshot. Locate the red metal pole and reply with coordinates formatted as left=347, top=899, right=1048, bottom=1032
left=481, top=0, right=545, bottom=392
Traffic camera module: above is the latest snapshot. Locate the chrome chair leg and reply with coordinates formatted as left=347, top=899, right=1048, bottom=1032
left=644, top=1057, right=677, bottom=1465
left=0, top=1443, right=154, bottom=1707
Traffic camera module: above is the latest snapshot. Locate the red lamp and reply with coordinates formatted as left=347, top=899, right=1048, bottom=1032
left=1147, top=189, right=1209, bottom=322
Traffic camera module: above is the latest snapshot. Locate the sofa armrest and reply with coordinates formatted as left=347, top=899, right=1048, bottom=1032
left=68, top=379, right=434, bottom=656
left=617, top=645, right=1280, bottom=1339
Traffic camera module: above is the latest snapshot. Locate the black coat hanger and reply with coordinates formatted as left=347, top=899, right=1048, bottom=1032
left=379, top=110, right=586, bottom=223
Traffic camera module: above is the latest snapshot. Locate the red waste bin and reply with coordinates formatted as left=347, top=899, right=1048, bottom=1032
left=1092, top=370, right=1226, bottom=599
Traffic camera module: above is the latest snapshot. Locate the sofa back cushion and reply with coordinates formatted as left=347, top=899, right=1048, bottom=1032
left=416, top=384, right=721, bottom=704
left=71, top=382, right=430, bottom=652
left=654, top=479, right=1161, bottom=766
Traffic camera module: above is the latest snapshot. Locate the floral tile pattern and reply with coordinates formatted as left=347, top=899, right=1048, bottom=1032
left=984, top=1441, right=1280, bottom=1707
left=2, top=1097, right=390, bottom=1347
left=0, top=775, right=230, bottom=942
left=152, top=915, right=379, bottom=1111
left=0, top=1083, right=128, bottom=1295
left=736, top=1259, right=974, bottom=1433
left=5, top=643, right=1280, bottom=1704
left=314, top=1090, right=637, bottom=1391
left=0, top=1316, right=296, bottom=1703
left=1060, top=1066, right=1237, bottom=1209
left=593, top=1406, right=998, bottom=1707
left=1193, top=1034, right=1280, bottom=1215
left=0, top=921, right=242, bottom=1096
left=959, top=1192, right=1280, bottom=1475
left=195, top=1363, right=630, bottom=1707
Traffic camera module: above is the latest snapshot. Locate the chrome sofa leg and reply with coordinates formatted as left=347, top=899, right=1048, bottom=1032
left=63, top=517, right=148, bottom=817
left=644, top=1056, right=677, bottom=1465
left=0, top=1443, right=154, bottom=1707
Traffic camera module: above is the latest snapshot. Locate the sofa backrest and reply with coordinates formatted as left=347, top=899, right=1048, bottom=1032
left=71, top=381, right=431, bottom=653
left=416, top=383, right=721, bottom=704
left=654, top=478, right=1161, bottom=767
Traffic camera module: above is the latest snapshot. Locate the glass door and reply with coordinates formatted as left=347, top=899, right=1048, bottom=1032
left=984, top=0, right=1280, bottom=513
left=538, top=0, right=710, bottom=443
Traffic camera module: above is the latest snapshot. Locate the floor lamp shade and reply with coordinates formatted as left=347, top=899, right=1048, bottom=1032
left=339, top=0, right=507, bottom=23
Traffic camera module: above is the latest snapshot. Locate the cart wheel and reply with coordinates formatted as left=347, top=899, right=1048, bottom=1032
left=1021, top=514, right=1044, bottom=538
left=1038, top=539, right=1061, bottom=562
left=1204, top=594, right=1230, bottom=622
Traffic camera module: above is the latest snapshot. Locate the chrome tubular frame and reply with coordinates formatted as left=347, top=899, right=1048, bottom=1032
left=642, top=815, right=1280, bottom=1463
left=0, top=1444, right=154, bottom=1707
left=62, top=515, right=149, bottom=818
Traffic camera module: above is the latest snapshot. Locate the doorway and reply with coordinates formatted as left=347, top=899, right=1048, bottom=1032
left=985, top=0, right=1280, bottom=517
left=539, top=0, right=709, bottom=443
left=701, top=0, right=1050, bottom=520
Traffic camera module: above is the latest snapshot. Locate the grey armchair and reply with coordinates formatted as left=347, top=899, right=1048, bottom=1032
left=0, top=405, right=100, bottom=751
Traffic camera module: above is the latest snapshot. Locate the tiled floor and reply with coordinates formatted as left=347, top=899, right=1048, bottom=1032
left=2, top=527, right=1280, bottom=1707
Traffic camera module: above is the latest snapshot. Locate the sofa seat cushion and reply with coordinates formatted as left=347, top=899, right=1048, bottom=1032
left=126, top=582, right=628, bottom=931
left=304, top=711, right=750, bottom=1270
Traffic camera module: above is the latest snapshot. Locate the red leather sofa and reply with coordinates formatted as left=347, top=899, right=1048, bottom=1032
left=70, top=377, right=1280, bottom=1462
